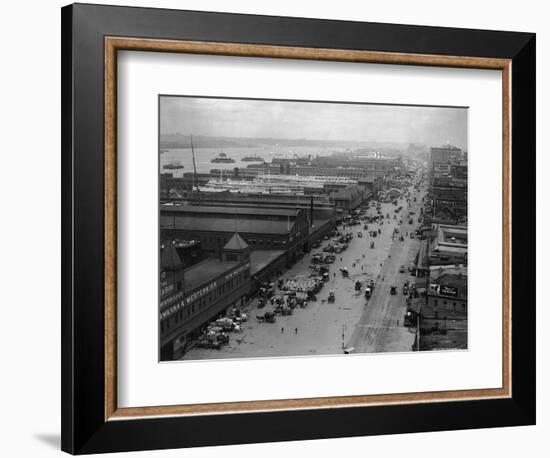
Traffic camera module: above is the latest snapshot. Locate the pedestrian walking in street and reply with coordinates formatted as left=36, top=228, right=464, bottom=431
left=295, top=327, right=298, bottom=335
left=281, top=327, right=284, bottom=334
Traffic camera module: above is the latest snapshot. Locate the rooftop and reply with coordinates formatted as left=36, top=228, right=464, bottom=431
left=183, top=190, right=332, bottom=204
left=224, top=233, right=249, bottom=251
left=432, top=244, right=468, bottom=255
left=250, top=249, right=286, bottom=275
left=435, top=224, right=468, bottom=248
left=437, top=273, right=468, bottom=286
left=162, top=215, right=295, bottom=235
left=431, top=145, right=462, bottom=151
left=160, top=241, right=182, bottom=271
left=428, top=272, right=468, bottom=300
left=432, top=188, right=468, bottom=201
left=429, top=265, right=468, bottom=280
left=184, top=258, right=240, bottom=293
left=161, top=204, right=300, bottom=218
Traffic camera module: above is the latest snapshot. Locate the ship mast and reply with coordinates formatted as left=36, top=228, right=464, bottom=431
left=190, top=135, right=199, bottom=193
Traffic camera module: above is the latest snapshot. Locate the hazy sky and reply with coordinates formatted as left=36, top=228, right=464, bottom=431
left=160, top=96, right=467, bottom=149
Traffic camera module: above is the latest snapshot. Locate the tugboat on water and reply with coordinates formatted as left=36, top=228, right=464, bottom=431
left=242, top=154, right=265, bottom=162
left=211, top=152, right=235, bottom=163
left=164, top=161, right=184, bottom=170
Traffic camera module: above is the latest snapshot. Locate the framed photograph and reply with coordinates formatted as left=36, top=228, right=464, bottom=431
left=61, top=3, right=536, bottom=454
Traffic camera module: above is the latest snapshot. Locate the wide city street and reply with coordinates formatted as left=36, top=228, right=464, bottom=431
left=183, top=182, right=427, bottom=360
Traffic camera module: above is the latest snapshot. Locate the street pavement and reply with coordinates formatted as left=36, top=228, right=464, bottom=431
left=346, top=186, right=426, bottom=353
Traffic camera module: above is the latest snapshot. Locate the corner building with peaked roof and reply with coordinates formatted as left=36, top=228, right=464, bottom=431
left=159, top=233, right=251, bottom=360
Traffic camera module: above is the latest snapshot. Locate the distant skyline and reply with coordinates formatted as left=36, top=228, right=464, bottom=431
left=160, top=96, right=468, bottom=150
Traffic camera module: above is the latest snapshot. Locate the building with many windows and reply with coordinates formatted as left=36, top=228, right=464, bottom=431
left=428, top=224, right=468, bottom=266
left=427, top=266, right=468, bottom=315
left=430, top=144, right=463, bottom=164
left=416, top=224, right=467, bottom=277
left=159, top=234, right=251, bottom=360
left=418, top=265, right=468, bottom=351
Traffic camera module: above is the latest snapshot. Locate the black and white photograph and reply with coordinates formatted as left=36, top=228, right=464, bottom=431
left=159, top=96, right=468, bottom=361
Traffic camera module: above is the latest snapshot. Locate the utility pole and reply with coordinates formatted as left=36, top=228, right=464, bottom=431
left=416, top=303, right=421, bottom=351
left=341, top=324, right=347, bottom=349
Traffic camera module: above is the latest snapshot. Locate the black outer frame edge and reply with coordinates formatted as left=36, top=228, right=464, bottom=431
left=61, top=4, right=75, bottom=455
left=69, top=2, right=534, bottom=58
left=61, top=3, right=536, bottom=454
left=510, top=34, right=536, bottom=423
left=79, top=398, right=531, bottom=455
